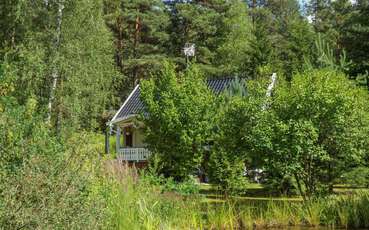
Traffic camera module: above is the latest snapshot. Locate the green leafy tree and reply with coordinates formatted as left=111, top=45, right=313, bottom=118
left=208, top=79, right=270, bottom=193
left=2, top=0, right=116, bottom=132
left=140, top=62, right=215, bottom=180
left=55, top=0, right=117, bottom=131
left=208, top=149, right=248, bottom=195
left=268, top=70, right=369, bottom=199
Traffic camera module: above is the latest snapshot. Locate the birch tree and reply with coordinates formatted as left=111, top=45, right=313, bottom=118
left=47, top=0, right=64, bottom=124
left=2, top=0, right=116, bottom=132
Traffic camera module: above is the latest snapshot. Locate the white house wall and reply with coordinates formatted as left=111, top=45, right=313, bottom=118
left=116, top=117, right=146, bottom=148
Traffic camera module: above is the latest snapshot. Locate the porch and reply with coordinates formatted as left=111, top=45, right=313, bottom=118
left=117, top=147, right=151, bottom=162
left=115, top=119, right=150, bottom=162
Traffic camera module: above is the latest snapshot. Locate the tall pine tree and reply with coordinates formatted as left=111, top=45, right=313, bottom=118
left=340, top=0, right=369, bottom=80
left=104, top=0, right=170, bottom=98
left=249, top=0, right=315, bottom=79
left=168, top=0, right=253, bottom=77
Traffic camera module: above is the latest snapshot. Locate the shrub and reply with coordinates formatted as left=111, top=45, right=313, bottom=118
left=208, top=150, right=248, bottom=195
left=163, top=176, right=200, bottom=195
left=341, top=167, right=369, bottom=188
left=268, top=69, right=369, bottom=198
left=0, top=103, right=107, bottom=229
left=140, top=62, right=215, bottom=180
left=264, top=174, right=298, bottom=196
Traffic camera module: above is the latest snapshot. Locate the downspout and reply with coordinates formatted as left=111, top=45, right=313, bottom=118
left=105, top=124, right=111, bottom=154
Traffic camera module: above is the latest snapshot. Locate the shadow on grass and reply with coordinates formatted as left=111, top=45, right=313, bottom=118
left=199, top=183, right=302, bottom=203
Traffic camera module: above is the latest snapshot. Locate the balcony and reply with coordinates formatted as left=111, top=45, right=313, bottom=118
left=117, top=148, right=151, bottom=162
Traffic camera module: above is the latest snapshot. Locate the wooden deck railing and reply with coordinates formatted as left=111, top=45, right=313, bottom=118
left=117, top=148, right=151, bottom=162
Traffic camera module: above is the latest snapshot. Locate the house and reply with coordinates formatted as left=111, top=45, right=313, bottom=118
left=108, top=78, right=235, bottom=163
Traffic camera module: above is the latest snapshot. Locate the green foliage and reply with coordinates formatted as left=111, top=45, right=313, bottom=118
left=0, top=102, right=107, bottom=229
left=305, top=33, right=352, bottom=72
left=140, top=62, right=215, bottom=180
left=2, top=0, right=116, bottom=132
left=207, top=78, right=271, bottom=194
left=214, top=0, right=253, bottom=78
left=104, top=0, right=170, bottom=92
left=208, top=150, right=248, bottom=194
left=161, top=176, right=200, bottom=196
left=141, top=165, right=200, bottom=196
left=268, top=69, right=369, bottom=198
left=264, top=174, right=298, bottom=196
left=168, top=0, right=253, bottom=77
left=101, top=164, right=369, bottom=229
left=341, top=167, right=369, bottom=188
left=56, top=0, right=117, bottom=131
left=270, top=0, right=315, bottom=79
left=307, top=0, right=369, bottom=83
left=223, top=76, right=248, bottom=99
left=249, top=0, right=315, bottom=79
left=339, top=0, right=369, bottom=77
left=247, top=8, right=274, bottom=79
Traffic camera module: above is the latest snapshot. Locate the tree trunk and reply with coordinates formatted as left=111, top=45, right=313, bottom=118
left=115, top=16, right=124, bottom=73
left=47, top=0, right=64, bottom=124
left=133, top=16, right=141, bottom=86
left=294, top=173, right=307, bottom=202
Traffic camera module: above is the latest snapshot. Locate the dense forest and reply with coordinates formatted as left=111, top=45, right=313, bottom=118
left=1, top=0, right=369, bottom=229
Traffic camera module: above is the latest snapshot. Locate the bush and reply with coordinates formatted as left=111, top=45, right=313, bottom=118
left=208, top=150, right=248, bottom=195
left=210, top=79, right=269, bottom=195
left=162, top=176, right=200, bottom=195
left=267, top=69, right=369, bottom=198
left=0, top=103, right=107, bottom=229
left=140, top=62, right=215, bottom=180
left=264, top=174, right=298, bottom=196
left=341, top=167, right=369, bottom=188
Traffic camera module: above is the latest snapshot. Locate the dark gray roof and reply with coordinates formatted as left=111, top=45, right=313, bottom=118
left=111, top=78, right=234, bottom=123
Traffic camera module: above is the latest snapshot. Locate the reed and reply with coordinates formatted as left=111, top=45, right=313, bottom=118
left=100, top=163, right=369, bottom=229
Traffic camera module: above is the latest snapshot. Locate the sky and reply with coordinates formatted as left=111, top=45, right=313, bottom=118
left=300, top=0, right=357, bottom=5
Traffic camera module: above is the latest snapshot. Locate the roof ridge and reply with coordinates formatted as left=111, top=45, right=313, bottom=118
left=110, top=77, right=236, bottom=124
left=207, top=77, right=235, bottom=80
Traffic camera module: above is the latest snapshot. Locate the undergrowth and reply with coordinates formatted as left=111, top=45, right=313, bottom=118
left=100, top=163, right=369, bottom=229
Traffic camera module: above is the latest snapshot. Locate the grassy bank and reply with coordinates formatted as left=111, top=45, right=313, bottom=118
left=100, top=162, right=369, bottom=229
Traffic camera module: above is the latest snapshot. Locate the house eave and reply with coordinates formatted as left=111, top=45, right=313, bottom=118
left=108, top=114, right=138, bottom=126
left=107, top=84, right=140, bottom=126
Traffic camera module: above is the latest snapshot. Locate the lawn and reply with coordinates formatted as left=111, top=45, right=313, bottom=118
left=199, top=183, right=369, bottom=203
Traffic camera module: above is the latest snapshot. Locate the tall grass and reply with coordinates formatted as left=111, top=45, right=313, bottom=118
left=101, top=162, right=369, bottom=229
left=101, top=161, right=206, bottom=229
